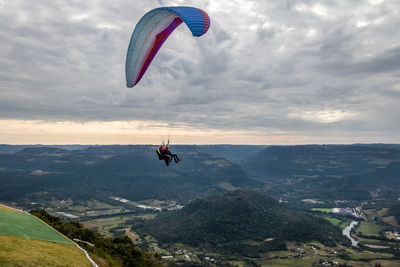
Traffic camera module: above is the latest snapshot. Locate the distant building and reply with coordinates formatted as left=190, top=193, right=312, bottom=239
left=332, top=207, right=353, bottom=216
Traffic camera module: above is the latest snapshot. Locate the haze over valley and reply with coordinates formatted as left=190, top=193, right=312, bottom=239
left=1, top=144, right=400, bottom=266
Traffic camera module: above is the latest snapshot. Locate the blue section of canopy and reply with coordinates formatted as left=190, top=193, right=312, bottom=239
left=155, top=6, right=210, bottom=37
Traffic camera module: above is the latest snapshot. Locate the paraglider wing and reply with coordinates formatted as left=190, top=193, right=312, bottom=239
left=125, top=6, right=211, bottom=88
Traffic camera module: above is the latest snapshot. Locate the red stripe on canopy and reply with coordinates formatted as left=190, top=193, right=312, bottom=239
left=135, top=17, right=183, bottom=86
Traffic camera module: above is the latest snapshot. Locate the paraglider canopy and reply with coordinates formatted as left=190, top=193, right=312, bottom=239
left=125, top=6, right=211, bottom=87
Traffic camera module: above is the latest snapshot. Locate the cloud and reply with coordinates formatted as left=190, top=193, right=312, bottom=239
left=288, top=109, right=360, bottom=124
left=0, top=0, right=399, bottom=143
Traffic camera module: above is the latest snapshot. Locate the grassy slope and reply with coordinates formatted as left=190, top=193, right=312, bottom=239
left=325, top=217, right=341, bottom=226
left=356, top=221, right=382, bottom=237
left=0, top=234, right=91, bottom=267
left=0, top=204, right=91, bottom=266
left=324, top=216, right=351, bottom=229
left=383, top=216, right=400, bottom=227
left=0, top=204, right=25, bottom=213
left=0, top=209, right=73, bottom=244
left=311, top=208, right=332, bottom=213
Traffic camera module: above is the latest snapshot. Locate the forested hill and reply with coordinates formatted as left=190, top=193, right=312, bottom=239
left=242, top=144, right=400, bottom=200
left=195, top=145, right=265, bottom=163
left=244, top=144, right=400, bottom=179
left=133, top=190, right=349, bottom=257
left=0, top=146, right=262, bottom=203
left=0, top=145, right=90, bottom=154
left=2, top=144, right=400, bottom=204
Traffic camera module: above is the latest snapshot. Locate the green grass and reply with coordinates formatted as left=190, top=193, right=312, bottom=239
left=0, top=210, right=73, bottom=244
left=355, top=236, right=390, bottom=245
left=325, top=217, right=341, bottom=226
left=324, top=217, right=351, bottom=228
left=266, top=250, right=291, bottom=258
left=311, top=208, right=332, bottom=213
left=349, top=251, right=393, bottom=260
left=259, top=256, right=320, bottom=267
left=356, top=221, right=382, bottom=237
left=383, top=216, right=400, bottom=227
left=94, top=203, right=116, bottom=210
left=132, top=213, right=158, bottom=220
left=228, top=261, right=247, bottom=267
left=83, top=215, right=130, bottom=236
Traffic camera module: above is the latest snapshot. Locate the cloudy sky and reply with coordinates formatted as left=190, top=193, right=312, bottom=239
left=1, top=0, right=399, bottom=144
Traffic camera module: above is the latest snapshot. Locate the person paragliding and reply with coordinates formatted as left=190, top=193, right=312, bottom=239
left=156, top=140, right=180, bottom=166
left=164, top=145, right=181, bottom=164
left=126, top=6, right=210, bottom=165
left=156, top=142, right=171, bottom=165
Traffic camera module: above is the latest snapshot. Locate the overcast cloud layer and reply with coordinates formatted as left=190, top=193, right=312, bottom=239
left=1, top=0, right=399, bottom=143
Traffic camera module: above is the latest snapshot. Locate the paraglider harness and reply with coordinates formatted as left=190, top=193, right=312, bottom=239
left=156, top=148, right=163, bottom=160
left=156, top=140, right=180, bottom=166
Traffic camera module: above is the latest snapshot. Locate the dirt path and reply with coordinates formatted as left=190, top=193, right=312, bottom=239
left=362, top=244, right=390, bottom=249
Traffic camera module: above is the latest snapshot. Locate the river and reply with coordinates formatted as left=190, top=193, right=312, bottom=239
left=343, top=221, right=358, bottom=246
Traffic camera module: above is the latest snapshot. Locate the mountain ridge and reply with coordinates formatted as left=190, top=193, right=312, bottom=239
left=0, top=146, right=263, bottom=203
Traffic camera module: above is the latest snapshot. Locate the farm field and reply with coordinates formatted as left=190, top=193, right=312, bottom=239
left=254, top=243, right=399, bottom=267
left=356, top=221, right=382, bottom=237
left=82, top=213, right=158, bottom=237
left=349, top=250, right=394, bottom=260
left=324, top=216, right=351, bottom=229
left=325, top=217, right=341, bottom=226
left=383, top=216, right=400, bottom=227
left=311, top=208, right=332, bottom=213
